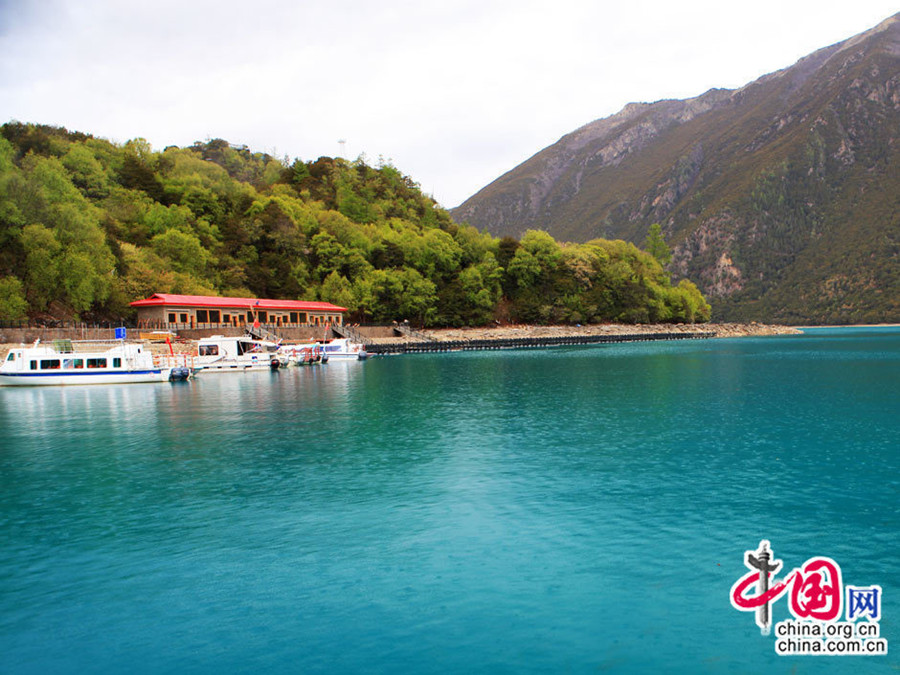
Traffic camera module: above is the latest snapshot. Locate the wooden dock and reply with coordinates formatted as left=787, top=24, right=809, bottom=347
left=364, top=331, right=715, bottom=354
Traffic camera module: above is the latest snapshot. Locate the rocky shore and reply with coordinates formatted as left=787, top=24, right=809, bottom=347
left=417, top=322, right=800, bottom=343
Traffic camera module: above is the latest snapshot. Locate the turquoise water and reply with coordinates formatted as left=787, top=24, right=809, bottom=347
left=1, top=328, right=897, bottom=673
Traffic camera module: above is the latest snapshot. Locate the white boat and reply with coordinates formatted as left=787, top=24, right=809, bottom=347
left=0, top=339, right=173, bottom=386
left=318, top=338, right=369, bottom=361
left=193, top=335, right=281, bottom=374
left=278, top=343, right=328, bottom=366
left=279, top=337, right=367, bottom=364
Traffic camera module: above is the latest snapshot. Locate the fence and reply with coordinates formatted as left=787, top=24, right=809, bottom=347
left=135, top=319, right=339, bottom=331
left=0, top=321, right=339, bottom=344
left=0, top=320, right=136, bottom=330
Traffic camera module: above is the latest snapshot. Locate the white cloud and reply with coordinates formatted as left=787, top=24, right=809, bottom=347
left=1, top=0, right=897, bottom=206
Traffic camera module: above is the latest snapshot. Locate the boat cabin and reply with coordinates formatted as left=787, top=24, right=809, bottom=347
left=197, top=335, right=279, bottom=359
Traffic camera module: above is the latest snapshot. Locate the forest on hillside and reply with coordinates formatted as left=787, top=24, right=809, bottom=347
left=0, top=123, right=710, bottom=326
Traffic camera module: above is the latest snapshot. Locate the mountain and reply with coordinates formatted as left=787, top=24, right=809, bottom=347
left=451, top=14, right=900, bottom=324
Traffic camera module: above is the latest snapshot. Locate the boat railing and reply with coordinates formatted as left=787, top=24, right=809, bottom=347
left=154, top=353, right=194, bottom=369
left=47, top=339, right=142, bottom=353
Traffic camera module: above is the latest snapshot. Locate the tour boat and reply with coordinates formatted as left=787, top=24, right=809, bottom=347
left=279, top=338, right=366, bottom=365
left=317, top=338, right=368, bottom=361
left=192, top=335, right=281, bottom=374
left=279, top=343, right=328, bottom=366
left=0, top=340, right=173, bottom=386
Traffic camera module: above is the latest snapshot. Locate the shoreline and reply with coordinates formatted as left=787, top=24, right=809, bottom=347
left=794, top=323, right=900, bottom=328
left=0, top=322, right=803, bottom=360
left=418, top=322, right=802, bottom=342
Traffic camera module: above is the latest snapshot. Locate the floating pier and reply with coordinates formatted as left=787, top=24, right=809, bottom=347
left=364, top=331, right=715, bottom=354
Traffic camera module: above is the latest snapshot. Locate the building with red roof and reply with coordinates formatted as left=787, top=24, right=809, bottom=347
left=130, top=293, right=347, bottom=330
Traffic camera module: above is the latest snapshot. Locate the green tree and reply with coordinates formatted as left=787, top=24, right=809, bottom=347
left=319, top=271, right=355, bottom=311
left=506, top=248, right=541, bottom=287
left=458, top=265, right=496, bottom=324
left=150, top=228, right=214, bottom=278
left=144, top=203, right=195, bottom=237
left=61, top=143, right=109, bottom=198
left=643, top=223, right=672, bottom=266
left=520, top=230, right=561, bottom=267
left=396, top=267, right=437, bottom=325
left=351, top=272, right=378, bottom=323
left=20, top=224, right=61, bottom=310
left=0, top=276, right=28, bottom=319
left=119, top=140, right=164, bottom=202
left=60, top=249, right=106, bottom=313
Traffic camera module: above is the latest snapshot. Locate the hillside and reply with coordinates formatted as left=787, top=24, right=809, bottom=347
left=0, top=126, right=709, bottom=327
left=451, top=14, right=900, bottom=324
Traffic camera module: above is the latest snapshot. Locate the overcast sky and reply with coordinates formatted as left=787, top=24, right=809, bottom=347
left=1, top=1, right=896, bottom=207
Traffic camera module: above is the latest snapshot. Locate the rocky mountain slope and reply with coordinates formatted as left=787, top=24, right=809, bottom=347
left=452, top=14, right=899, bottom=324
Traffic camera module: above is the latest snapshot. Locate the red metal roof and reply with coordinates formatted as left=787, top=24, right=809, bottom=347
left=130, top=293, right=347, bottom=312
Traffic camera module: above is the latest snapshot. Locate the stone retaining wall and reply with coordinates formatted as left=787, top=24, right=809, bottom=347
left=0, top=327, right=120, bottom=344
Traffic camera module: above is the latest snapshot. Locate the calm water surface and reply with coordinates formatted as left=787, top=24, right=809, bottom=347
left=1, top=328, right=897, bottom=673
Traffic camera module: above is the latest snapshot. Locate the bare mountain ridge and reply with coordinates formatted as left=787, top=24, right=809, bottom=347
left=452, top=14, right=900, bottom=323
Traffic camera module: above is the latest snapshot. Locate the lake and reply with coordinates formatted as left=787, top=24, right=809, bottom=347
left=1, top=327, right=897, bottom=673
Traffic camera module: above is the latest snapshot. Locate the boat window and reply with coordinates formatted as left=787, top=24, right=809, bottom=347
left=30, top=360, right=37, bottom=370
left=113, top=358, right=122, bottom=368
left=73, top=359, right=84, bottom=369
left=40, top=359, right=61, bottom=370
left=5, top=352, right=15, bottom=362
left=199, top=345, right=219, bottom=356
left=87, top=358, right=107, bottom=368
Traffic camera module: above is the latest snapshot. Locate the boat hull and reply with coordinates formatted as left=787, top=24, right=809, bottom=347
left=193, top=334, right=281, bottom=374
left=323, top=352, right=368, bottom=361
left=0, top=369, right=170, bottom=386
left=192, top=361, right=277, bottom=374
left=302, top=338, right=367, bottom=361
